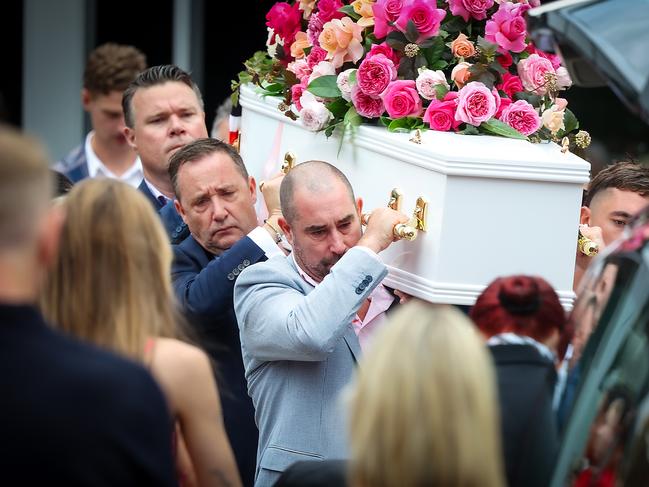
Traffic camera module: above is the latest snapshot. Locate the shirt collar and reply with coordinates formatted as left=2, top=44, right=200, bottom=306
left=84, top=131, right=143, bottom=181
left=292, top=252, right=319, bottom=287
left=143, top=177, right=170, bottom=204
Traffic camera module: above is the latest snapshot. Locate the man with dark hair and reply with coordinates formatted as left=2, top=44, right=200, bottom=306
left=0, top=126, right=176, bottom=486
left=233, top=160, right=408, bottom=486
left=123, top=64, right=208, bottom=243
left=170, top=137, right=286, bottom=486
left=55, top=43, right=146, bottom=186
left=575, top=161, right=649, bottom=290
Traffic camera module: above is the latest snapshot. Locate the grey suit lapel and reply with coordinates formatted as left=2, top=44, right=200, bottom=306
left=343, top=325, right=361, bottom=363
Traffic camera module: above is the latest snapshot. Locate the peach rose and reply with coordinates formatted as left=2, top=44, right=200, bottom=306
left=318, top=17, right=365, bottom=68
left=299, top=0, right=316, bottom=18
left=352, top=0, right=376, bottom=27
left=451, top=62, right=472, bottom=88
left=290, top=32, right=312, bottom=59
left=451, top=33, right=475, bottom=59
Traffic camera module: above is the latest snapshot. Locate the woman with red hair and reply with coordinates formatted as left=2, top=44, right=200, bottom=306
left=471, top=275, right=569, bottom=487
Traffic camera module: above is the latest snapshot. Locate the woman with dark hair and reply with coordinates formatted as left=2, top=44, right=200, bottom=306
left=470, top=275, right=569, bottom=487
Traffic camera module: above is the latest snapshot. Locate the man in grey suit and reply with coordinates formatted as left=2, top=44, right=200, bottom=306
left=234, top=161, right=408, bottom=486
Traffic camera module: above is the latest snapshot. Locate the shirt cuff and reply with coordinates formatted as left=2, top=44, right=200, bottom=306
left=249, top=226, right=284, bottom=259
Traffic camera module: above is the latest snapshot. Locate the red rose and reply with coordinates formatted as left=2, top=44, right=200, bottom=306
left=497, top=72, right=524, bottom=98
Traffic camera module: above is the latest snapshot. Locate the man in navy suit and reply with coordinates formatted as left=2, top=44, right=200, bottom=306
left=0, top=127, right=177, bottom=486
left=169, top=138, right=285, bottom=486
left=122, top=65, right=210, bottom=243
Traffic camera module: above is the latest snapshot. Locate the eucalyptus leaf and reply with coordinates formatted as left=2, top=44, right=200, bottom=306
left=307, top=75, right=341, bottom=98
left=459, top=125, right=480, bottom=135
left=481, top=118, right=529, bottom=140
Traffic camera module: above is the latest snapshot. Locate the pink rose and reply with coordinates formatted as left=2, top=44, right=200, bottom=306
left=556, top=67, right=573, bottom=89
left=423, top=93, right=461, bottom=131
left=455, top=81, right=498, bottom=125
left=498, top=99, right=541, bottom=136
left=299, top=91, right=333, bottom=131
left=337, top=69, right=357, bottom=102
left=357, top=54, right=397, bottom=96
left=485, top=1, right=529, bottom=53
left=266, top=2, right=303, bottom=47
left=306, top=46, right=328, bottom=68
left=517, top=53, right=556, bottom=95
left=308, top=60, right=337, bottom=83
left=287, top=59, right=312, bottom=82
left=447, top=0, right=494, bottom=22
left=396, top=0, right=447, bottom=42
left=351, top=85, right=385, bottom=118
left=367, top=43, right=401, bottom=66
left=373, top=0, right=404, bottom=39
left=497, top=72, right=523, bottom=98
left=381, top=80, right=423, bottom=118
left=316, top=0, right=346, bottom=23
left=526, top=44, right=562, bottom=69
left=495, top=96, right=512, bottom=119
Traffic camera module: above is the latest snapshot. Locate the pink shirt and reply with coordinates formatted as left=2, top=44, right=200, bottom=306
left=292, top=251, right=394, bottom=352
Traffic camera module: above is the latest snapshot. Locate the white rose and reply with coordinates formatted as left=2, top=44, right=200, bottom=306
left=337, top=69, right=356, bottom=102
left=416, top=69, right=450, bottom=100
left=299, top=91, right=333, bottom=131
left=266, top=28, right=283, bottom=58
left=541, top=106, right=565, bottom=134
left=308, top=61, right=337, bottom=84
left=555, top=66, right=573, bottom=89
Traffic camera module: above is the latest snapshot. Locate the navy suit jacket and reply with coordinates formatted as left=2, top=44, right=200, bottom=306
left=172, top=234, right=266, bottom=487
left=0, top=304, right=177, bottom=486
left=138, top=180, right=189, bottom=244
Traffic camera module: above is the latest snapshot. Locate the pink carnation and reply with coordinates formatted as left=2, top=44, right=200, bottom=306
left=351, top=85, right=386, bottom=118
left=381, top=80, right=423, bottom=119
left=373, top=0, right=404, bottom=39
left=396, top=0, right=447, bottom=42
left=306, top=46, right=328, bottom=68
left=498, top=99, right=541, bottom=136
left=455, top=81, right=498, bottom=125
left=517, top=53, right=556, bottom=95
left=447, top=0, right=494, bottom=22
left=367, top=43, right=401, bottom=66
left=485, top=1, right=529, bottom=53
left=307, top=13, right=325, bottom=46
left=266, top=2, right=303, bottom=47
left=497, top=72, right=523, bottom=98
left=423, top=92, right=461, bottom=131
left=357, top=54, right=397, bottom=96
left=291, top=79, right=309, bottom=111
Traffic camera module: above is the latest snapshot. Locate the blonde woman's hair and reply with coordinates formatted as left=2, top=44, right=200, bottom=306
left=348, top=301, right=505, bottom=487
left=41, top=179, right=178, bottom=360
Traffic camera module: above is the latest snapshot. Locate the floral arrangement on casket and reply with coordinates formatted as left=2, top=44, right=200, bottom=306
left=233, top=0, right=590, bottom=150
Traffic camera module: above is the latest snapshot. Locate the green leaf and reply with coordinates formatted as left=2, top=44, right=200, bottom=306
left=414, top=54, right=428, bottom=70
left=326, top=98, right=350, bottom=119
left=430, top=60, right=448, bottom=70
left=348, top=70, right=357, bottom=84
left=563, top=108, right=579, bottom=133
left=339, top=5, right=361, bottom=20
left=264, top=83, right=284, bottom=93
left=307, top=75, right=341, bottom=98
left=380, top=116, right=392, bottom=127
left=477, top=36, right=498, bottom=60
left=344, top=106, right=362, bottom=127
left=387, top=117, right=423, bottom=133
left=405, top=20, right=419, bottom=44
left=481, top=118, right=529, bottom=140
left=434, top=83, right=449, bottom=100
left=441, top=16, right=465, bottom=34
left=385, top=31, right=407, bottom=51
left=422, top=36, right=445, bottom=66
left=513, top=91, right=542, bottom=108
left=459, top=124, right=480, bottom=135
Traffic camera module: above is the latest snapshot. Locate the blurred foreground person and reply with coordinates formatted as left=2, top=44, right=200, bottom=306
left=0, top=127, right=176, bottom=485
left=471, top=275, right=568, bottom=487
left=348, top=301, right=505, bottom=487
left=41, top=179, right=242, bottom=487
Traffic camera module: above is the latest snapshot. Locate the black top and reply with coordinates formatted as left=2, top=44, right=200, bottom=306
left=0, top=303, right=177, bottom=486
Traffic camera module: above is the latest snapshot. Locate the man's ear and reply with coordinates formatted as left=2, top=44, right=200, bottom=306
left=174, top=199, right=188, bottom=224
left=124, top=126, right=137, bottom=152
left=580, top=206, right=591, bottom=225
left=249, top=176, right=257, bottom=204
left=356, top=197, right=363, bottom=217
left=81, top=88, right=92, bottom=111
left=278, top=217, right=293, bottom=245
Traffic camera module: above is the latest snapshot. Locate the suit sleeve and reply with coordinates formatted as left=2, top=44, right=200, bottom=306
left=173, top=236, right=266, bottom=316
left=234, top=247, right=387, bottom=362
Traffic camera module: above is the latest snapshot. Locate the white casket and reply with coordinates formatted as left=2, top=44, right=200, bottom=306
left=239, top=84, right=590, bottom=309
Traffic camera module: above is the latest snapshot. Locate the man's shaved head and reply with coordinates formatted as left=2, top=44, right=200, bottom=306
left=280, top=160, right=356, bottom=224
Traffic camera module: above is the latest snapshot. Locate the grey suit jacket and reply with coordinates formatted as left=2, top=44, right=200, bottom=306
left=233, top=247, right=387, bottom=487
